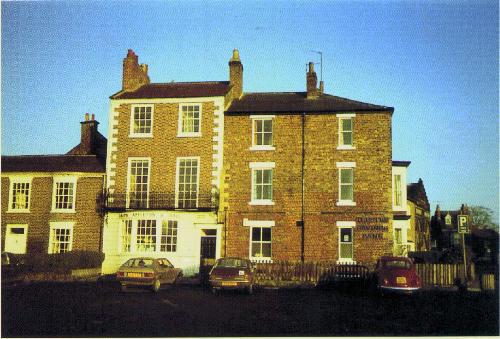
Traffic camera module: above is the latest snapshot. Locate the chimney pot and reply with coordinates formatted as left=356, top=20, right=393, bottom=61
left=91, top=113, right=95, bottom=121
left=85, top=113, right=89, bottom=121
left=231, top=49, right=240, bottom=62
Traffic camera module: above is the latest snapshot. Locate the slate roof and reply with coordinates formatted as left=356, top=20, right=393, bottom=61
left=1, top=155, right=105, bottom=173
left=392, top=160, right=411, bottom=167
left=110, top=81, right=232, bottom=99
left=226, top=92, right=394, bottom=114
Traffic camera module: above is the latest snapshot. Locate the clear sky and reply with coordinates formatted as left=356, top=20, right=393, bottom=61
left=2, top=1, right=498, bottom=221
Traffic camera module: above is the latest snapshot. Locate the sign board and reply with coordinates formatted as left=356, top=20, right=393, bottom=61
left=458, top=215, right=470, bottom=234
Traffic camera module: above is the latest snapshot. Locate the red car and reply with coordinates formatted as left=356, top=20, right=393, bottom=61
left=208, top=257, right=255, bottom=294
left=374, top=256, right=422, bottom=294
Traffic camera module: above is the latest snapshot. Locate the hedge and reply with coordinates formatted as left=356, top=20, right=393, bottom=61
left=13, top=251, right=105, bottom=274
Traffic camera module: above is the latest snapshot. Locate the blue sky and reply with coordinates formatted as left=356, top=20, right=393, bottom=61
left=2, top=1, right=498, bottom=221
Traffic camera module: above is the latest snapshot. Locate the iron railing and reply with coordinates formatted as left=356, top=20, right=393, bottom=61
left=97, top=191, right=219, bottom=212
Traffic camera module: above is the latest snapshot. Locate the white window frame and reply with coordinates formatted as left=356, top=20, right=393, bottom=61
left=160, top=220, right=178, bottom=252
left=250, top=115, right=275, bottom=151
left=126, top=157, right=151, bottom=209
left=8, top=177, right=32, bottom=213
left=129, top=104, right=154, bottom=138
left=119, top=219, right=180, bottom=254
left=5, top=224, right=28, bottom=254
left=336, top=162, right=356, bottom=206
left=135, top=219, right=157, bottom=253
left=393, top=174, right=402, bottom=207
left=177, top=103, right=202, bottom=137
left=244, top=219, right=274, bottom=262
left=337, top=221, right=356, bottom=264
left=337, top=113, right=356, bottom=150
left=51, top=176, right=77, bottom=213
left=120, top=220, right=133, bottom=253
left=249, top=162, right=275, bottom=205
left=175, top=156, right=201, bottom=209
left=48, top=222, right=74, bottom=254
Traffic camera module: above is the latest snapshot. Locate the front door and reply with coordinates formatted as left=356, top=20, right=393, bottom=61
left=5, top=224, right=28, bottom=254
left=200, top=232, right=217, bottom=285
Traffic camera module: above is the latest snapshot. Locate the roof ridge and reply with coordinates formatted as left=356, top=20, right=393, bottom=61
left=149, top=80, right=229, bottom=85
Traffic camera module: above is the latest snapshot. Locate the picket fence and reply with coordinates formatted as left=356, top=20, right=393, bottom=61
left=415, top=263, right=475, bottom=287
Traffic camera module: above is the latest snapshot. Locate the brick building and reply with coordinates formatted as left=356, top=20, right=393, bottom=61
left=223, top=58, right=395, bottom=265
left=100, top=50, right=232, bottom=275
left=1, top=114, right=106, bottom=254
left=392, top=161, right=412, bottom=256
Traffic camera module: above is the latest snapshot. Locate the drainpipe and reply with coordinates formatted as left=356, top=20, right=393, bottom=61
left=224, top=207, right=228, bottom=257
left=301, top=112, right=306, bottom=263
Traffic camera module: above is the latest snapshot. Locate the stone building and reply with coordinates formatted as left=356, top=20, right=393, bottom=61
left=223, top=59, right=395, bottom=265
left=407, top=178, right=431, bottom=251
left=1, top=114, right=106, bottom=254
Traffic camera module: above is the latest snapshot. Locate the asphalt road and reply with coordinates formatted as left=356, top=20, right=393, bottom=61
left=2, top=280, right=498, bottom=337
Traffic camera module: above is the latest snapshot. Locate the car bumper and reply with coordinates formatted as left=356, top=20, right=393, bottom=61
left=117, top=277, right=155, bottom=287
left=209, top=280, right=252, bottom=290
left=380, top=286, right=421, bottom=294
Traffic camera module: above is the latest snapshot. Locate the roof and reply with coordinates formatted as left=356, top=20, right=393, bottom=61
left=226, top=92, right=394, bottom=114
left=1, top=155, right=105, bottom=173
left=407, top=179, right=430, bottom=210
left=392, top=160, right=411, bottom=167
left=110, top=81, right=231, bottom=99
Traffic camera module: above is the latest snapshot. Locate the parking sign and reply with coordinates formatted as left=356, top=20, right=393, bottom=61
left=458, top=215, right=469, bottom=234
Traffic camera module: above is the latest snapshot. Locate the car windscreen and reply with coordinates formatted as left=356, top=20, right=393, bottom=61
left=383, top=260, right=411, bottom=269
left=216, top=259, right=249, bottom=268
left=123, top=258, right=154, bottom=268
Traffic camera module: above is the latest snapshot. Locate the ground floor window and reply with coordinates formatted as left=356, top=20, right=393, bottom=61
left=49, top=222, right=73, bottom=254
left=251, top=226, right=272, bottom=260
left=136, top=220, right=157, bottom=252
left=161, top=220, right=178, bottom=252
left=339, top=227, right=354, bottom=261
left=120, top=219, right=178, bottom=253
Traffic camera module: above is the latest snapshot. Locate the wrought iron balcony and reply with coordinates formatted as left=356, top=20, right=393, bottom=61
left=97, top=191, right=219, bottom=212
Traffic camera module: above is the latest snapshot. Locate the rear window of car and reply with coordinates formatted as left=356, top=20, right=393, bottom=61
left=216, top=259, right=249, bottom=268
left=123, top=258, right=154, bottom=268
left=384, top=260, right=412, bottom=269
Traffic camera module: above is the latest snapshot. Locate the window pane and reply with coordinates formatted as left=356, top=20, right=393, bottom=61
left=340, top=169, right=353, bottom=183
left=263, top=169, right=272, bottom=183
left=342, top=132, right=352, bottom=146
left=252, top=227, right=261, bottom=241
left=262, top=185, right=272, bottom=200
left=341, top=185, right=353, bottom=201
left=262, top=227, right=271, bottom=241
left=251, top=243, right=261, bottom=257
left=342, top=118, right=352, bottom=131
left=340, top=228, right=352, bottom=243
left=261, top=243, right=272, bottom=257
left=263, top=120, right=272, bottom=132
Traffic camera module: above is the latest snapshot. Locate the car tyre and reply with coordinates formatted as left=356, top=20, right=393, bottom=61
left=152, top=279, right=161, bottom=293
left=247, top=284, right=253, bottom=295
left=211, top=287, right=218, bottom=295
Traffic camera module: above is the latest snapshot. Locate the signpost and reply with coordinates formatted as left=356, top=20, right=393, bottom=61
left=458, top=215, right=470, bottom=284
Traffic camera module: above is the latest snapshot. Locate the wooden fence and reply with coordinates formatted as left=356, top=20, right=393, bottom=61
left=252, top=261, right=369, bottom=286
left=415, top=263, right=475, bottom=287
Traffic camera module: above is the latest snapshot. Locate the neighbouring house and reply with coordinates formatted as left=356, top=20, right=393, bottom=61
left=223, top=57, right=395, bottom=266
left=430, top=204, right=468, bottom=251
left=100, top=50, right=231, bottom=275
left=407, top=178, right=431, bottom=251
left=392, top=161, right=412, bottom=256
left=1, top=114, right=106, bottom=255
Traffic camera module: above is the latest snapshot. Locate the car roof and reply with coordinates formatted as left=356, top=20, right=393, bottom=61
left=380, top=256, right=412, bottom=261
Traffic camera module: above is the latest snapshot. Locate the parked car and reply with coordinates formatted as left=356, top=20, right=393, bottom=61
left=116, top=257, right=182, bottom=293
left=373, top=256, right=422, bottom=294
left=209, top=257, right=255, bottom=294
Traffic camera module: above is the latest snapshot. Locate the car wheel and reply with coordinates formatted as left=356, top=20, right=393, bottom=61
left=247, top=284, right=253, bottom=295
left=211, top=287, right=218, bottom=295
left=152, top=279, right=161, bottom=293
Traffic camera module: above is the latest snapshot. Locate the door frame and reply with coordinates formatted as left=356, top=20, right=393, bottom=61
left=4, top=224, right=28, bottom=254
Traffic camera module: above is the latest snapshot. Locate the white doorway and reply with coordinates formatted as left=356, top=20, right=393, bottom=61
left=4, top=224, right=28, bottom=254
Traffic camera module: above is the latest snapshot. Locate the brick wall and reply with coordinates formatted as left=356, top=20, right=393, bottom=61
left=223, top=111, right=393, bottom=265
left=108, top=101, right=219, bottom=197
left=1, top=175, right=104, bottom=253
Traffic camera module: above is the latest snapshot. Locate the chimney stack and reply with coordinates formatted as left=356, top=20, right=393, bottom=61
left=80, top=113, right=99, bottom=155
left=306, top=62, right=318, bottom=99
left=122, top=49, right=150, bottom=92
left=229, top=49, right=243, bottom=100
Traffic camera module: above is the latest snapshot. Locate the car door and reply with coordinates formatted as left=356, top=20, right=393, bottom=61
left=162, top=259, right=180, bottom=283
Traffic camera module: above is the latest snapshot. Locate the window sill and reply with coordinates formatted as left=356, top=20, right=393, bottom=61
left=177, top=133, right=202, bottom=138
left=6, top=209, right=30, bottom=213
left=336, top=201, right=356, bottom=206
left=51, top=209, right=76, bottom=214
left=249, top=200, right=275, bottom=206
left=337, top=145, right=355, bottom=150
left=249, top=146, right=275, bottom=151
left=129, top=134, right=153, bottom=138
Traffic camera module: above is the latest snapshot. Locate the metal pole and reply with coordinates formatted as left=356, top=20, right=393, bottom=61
left=462, top=232, right=467, bottom=284
left=301, top=111, right=305, bottom=263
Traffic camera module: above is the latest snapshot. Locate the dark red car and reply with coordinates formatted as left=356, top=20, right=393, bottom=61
left=374, top=256, right=422, bottom=294
left=208, top=257, right=255, bottom=294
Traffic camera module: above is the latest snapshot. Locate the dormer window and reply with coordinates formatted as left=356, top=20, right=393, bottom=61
left=445, top=214, right=452, bottom=225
